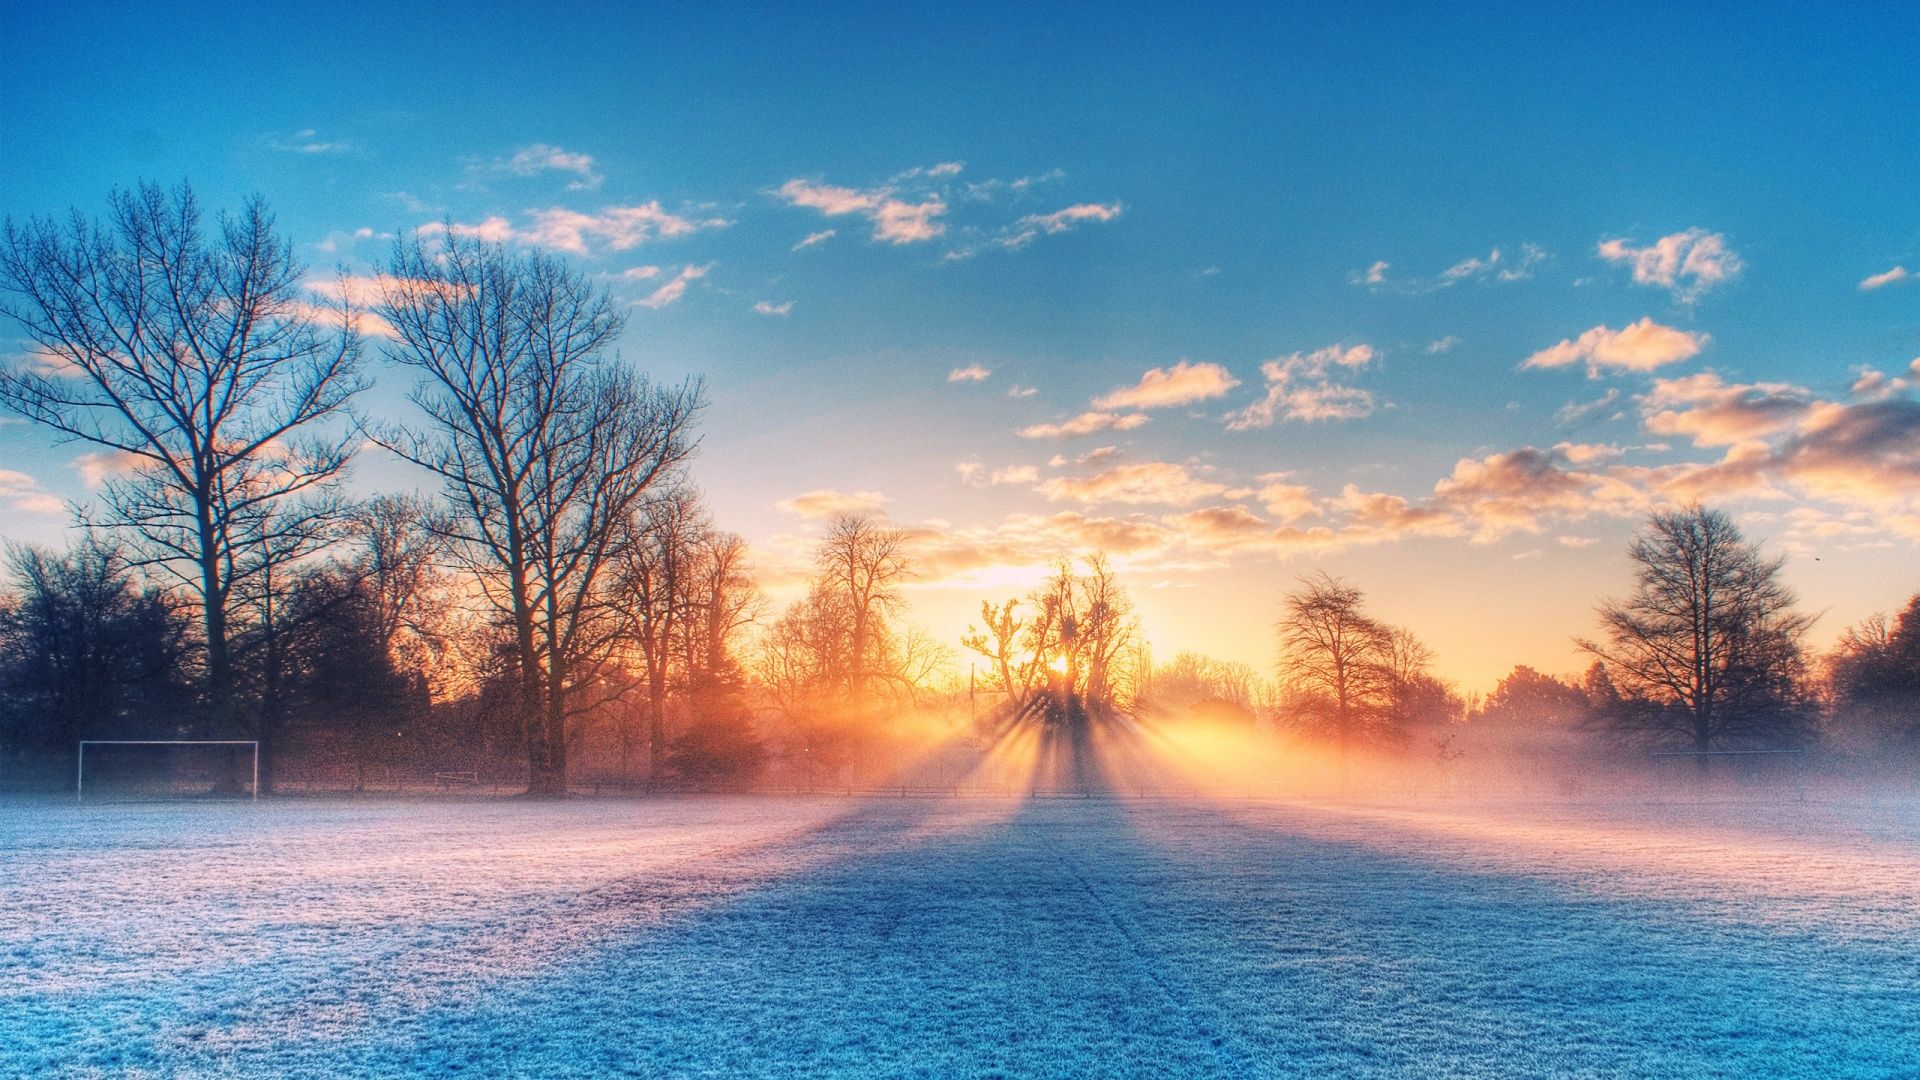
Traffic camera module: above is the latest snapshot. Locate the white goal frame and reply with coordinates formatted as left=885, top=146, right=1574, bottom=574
left=76, top=740, right=260, bottom=802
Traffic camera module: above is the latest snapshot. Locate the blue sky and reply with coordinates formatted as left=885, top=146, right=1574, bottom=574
left=3, top=2, right=1917, bottom=687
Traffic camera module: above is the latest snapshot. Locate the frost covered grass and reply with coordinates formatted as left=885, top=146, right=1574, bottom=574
left=3, top=791, right=1917, bottom=1077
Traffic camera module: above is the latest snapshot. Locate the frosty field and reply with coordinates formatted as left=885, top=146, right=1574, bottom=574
left=4, top=792, right=1918, bottom=1078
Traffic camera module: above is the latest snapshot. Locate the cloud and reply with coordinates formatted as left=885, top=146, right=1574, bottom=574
left=425, top=202, right=729, bottom=255
left=16, top=344, right=83, bottom=378
left=1640, top=372, right=1814, bottom=446
left=1093, top=360, right=1240, bottom=410
left=313, top=226, right=391, bottom=254
left=1019, top=411, right=1150, bottom=439
left=1254, top=476, right=1321, bottom=522
left=1006, top=384, right=1038, bottom=399
left=1597, top=228, right=1742, bottom=301
left=1859, top=266, right=1912, bottom=291
left=267, top=128, right=350, bottom=154
left=959, top=462, right=1040, bottom=487
left=948, top=365, right=993, bottom=383
left=1352, top=246, right=1545, bottom=291
left=1224, top=344, right=1376, bottom=429
left=435, top=216, right=516, bottom=244
left=1442, top=244, right=1547, bottom=284
left=777, top=489, right=889, bottom=518
left=1659, top=397, right=1920, bottom=524
left=637, top=264, right=712, bottom=309
left=1036, top=462, right=1229, bottom=507
left=1552, top=441, right=1626, bottom=465
left=0, top=469, right=63, bottom=515
left=1430, top=447, right=1645, bottom=541
left=793, top=229, right=837, bottom=251
left=753, top=300, right=794, bottom=316
left=1556, top=388, right=1623, bottom=426
left=1350, top=260, right=1390, bottom=286
left=1427, top=336, right=1461, bottom=354
left=72, top=450, right=144, bottom=490
left=999, top=202, right=1123, bottom=250
left=1522, top=317, right=1706, bottom=376
left=521, top=203, right=729, bottom=253
left=776, top=178, right=948, bottom=244
left=477, top=143, right=604, bottom=190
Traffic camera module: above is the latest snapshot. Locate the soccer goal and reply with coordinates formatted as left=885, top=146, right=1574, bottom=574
left=76, top=740, right=260, bottom=802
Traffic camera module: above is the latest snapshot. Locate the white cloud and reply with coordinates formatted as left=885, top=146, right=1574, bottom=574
left=1006, top=384, right=1038, bottom=399
left=752, top=300, right=794, bottom=316
left=948, top=365, right=993, bottom=383
left=1597, top=228, right=1742, bottom=302
left=73, top=450, right=144, bottom=490
left=1351, top=260, right=1390, bottom=286
left=793, top=229, right=837, bottom=251
left=1427, top=336, right=1461, bottom=354
left=0, top=469, right=63, bottom=515
left=1522, top=318, right=1706, bottom=376
left=958, top=462, right=1043, bottom=488
left=479, top=143, right=604, bottom=190
left=1859, top=266, right=1912, bottom=291
left=1036, top=462, right=1229, bottom=507
left=637, top=264, right=712, bottom=309
left=999, top=202, right=1123, bottom=250
left=426, top=202, right=728, bottom=255
left=776, top=178, right=948, bottom=244
left=267, top=128, right=350, bottom=154
left=777, top=489, right=889, bottom=518
left=1093, top=360, right=1240, bottom=410
left=313, top=226, right=389, bottom=254
left=1354, top=246, right=1545, bottom=290
left=1224, top=344, right=1376, bottom=429
left=1019, top=411, right=1150, bottom=439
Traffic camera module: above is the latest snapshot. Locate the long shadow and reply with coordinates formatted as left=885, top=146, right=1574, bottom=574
left=1102, top=795, right=1920, bottom=1077
left=7, top=794, right=1009, bottom=1078
left=24, top=750, right=1919, bottom=1077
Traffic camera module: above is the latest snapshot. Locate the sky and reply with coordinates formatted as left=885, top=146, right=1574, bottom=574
left=1, top=2, right=1917, bottom=692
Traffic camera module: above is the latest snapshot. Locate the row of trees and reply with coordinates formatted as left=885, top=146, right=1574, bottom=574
left=0, top=184, right=1912, bottom=792
left=0, top=182, right=739, bottom=792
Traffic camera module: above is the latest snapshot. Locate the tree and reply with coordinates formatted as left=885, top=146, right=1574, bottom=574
left=1275, top=573, right=1396, bottom=746
left=963, top=554, right=1140, bottom=729
left=756, top=517, right=950, bottom=781
left=1380, top=627, right=1461, bottom=730
left=376, top=232, right=702, bottom=794
left=814, top=515, right=913, bottom=696
left=615, top=486, right=764, bottom=784
left=0, top=543, right=195, bottom=779
left=1580, top=506, right=1816, bottom=750
left=1826, top=595, right=1920, bottom=750
left=0, top=182, right=365, bottom=730
left=1147, top=651, right=1259, bottom=723
left=1472, top=665, right=1593, bottom=731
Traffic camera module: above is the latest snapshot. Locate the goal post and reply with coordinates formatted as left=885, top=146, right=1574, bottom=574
left=76, top=740, right=260, bottom=802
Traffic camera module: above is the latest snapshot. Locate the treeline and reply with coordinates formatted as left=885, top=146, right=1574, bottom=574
left=0, top=184, right=1913, bottom=794
left=1249, top=507, right=1918, bottom=770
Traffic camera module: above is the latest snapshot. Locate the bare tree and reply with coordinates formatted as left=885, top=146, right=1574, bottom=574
left=1826, top=595, right=1920, bottom=750
left=0, top=183, right=365, bottom=781
left=1276, top=572, right=1395, bottom=746
left=965, top=554, right=1139, bottom=729
left=616, top=485, right=707, bottom=782
left=1580, top=506, right=1815, bottom=751
left=375, top=232, right=701, bottom=794
left=813, top=515, right=913, bottom=695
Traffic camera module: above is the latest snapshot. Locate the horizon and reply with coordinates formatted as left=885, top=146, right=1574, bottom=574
left=3, top=4, right=1918, bottom=692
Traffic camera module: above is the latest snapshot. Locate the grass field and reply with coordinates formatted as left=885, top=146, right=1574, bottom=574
left=4, top=792, right=1918, bottom=1077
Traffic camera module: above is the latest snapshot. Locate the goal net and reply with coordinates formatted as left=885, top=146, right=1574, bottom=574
left=76, top=740, right=259, bottom=801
